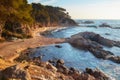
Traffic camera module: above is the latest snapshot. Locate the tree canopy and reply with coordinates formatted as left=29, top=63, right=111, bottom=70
left=0, top=0, right=76, bottom=40
left=0, top=0, right=33, bottom=23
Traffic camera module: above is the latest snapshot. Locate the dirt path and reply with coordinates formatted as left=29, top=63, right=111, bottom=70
left=0, top=27, right=65, bottom=62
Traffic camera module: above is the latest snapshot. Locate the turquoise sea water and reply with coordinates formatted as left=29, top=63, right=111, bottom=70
left=33, top=20, right=120, bottom=80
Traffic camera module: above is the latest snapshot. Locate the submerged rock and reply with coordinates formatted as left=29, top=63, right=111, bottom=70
left=55, top=45, right=62, bottom=48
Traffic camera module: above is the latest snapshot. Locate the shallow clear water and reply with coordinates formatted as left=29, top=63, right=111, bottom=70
left=34, top=20, right=120, bottom=80
left=32, top=43, right=119, bottom=80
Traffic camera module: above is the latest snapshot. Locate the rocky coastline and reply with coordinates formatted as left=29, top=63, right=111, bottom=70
left=0, top=27, right=117, bottom=80
left=0, top=49, right=110, bottom=80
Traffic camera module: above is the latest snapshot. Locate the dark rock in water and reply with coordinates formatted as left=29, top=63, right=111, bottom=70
left=75, top=32, right=115, bottom=47
left=105, top=33, right=110, bottom=35
left=69, top=67, right=79, bottom=75
left=69, top=67, right=110, bottom=80
left=48, top=59, right=55, bottom=63
left=99, top=23, right=112, bottom=28
left=83, top=21, right=94, bottom=24
left=86, top=68, right=93, bottom=75
left=57, top=59, right=64, bottom=65
left=92, top=69, right=109, bottom=80
left=89, top=48, right=114, bottom=59
left=2, top=65, right=31, bottom=80
left=87, top=25, right=97, bottom=28
left=112, top=27, right=120, bottom=29
left=68, top=32, right=120, bottom=64
left=114, top=41, right=120, bottom=47
left=55, top=45, right=62, bottom=48
left=108, top=56, right=120, bottom=63
left=56, top=59, right=65, bottom=68
left=68, top=35, right=102, bottom=50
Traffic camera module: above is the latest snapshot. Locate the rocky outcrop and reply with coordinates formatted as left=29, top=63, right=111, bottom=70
left=1, top=64, right=31, bottom=80
left=49, top=59, right=110, bottom=80
left=83, top=21, right=94, bottom=24
left=71, top=32, right=119, bottom=47
left=85, top=68, right=110, bottom=80
left=12, top=45, right=112, bottom=80
left=99, top=23, right=112, bottom=28
left=68, top=32, right=120, bottom=63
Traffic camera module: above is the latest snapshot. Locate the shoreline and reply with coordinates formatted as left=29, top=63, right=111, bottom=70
left=0, top=27, right=66, bottom=62
left=0, top=26, right=114, bottom=80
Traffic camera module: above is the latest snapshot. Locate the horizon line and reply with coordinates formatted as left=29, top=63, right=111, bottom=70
left=73, top=18, right=120, bottom=20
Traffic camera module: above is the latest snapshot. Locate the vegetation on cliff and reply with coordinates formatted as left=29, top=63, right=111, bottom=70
left=0, top=0, right=77, bottom=40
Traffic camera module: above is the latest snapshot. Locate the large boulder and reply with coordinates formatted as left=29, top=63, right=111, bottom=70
left=2, top=65, right=31, bottom=80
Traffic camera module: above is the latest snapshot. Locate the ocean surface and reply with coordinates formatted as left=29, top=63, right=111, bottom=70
left=32, top=19, right=120, bottom=80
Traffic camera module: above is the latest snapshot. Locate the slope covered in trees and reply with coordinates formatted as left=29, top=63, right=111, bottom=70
left=0, top=0, right=77, bottom=40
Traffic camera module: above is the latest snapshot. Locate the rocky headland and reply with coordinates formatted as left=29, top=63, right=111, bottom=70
left=68, top=32, right=120, bottom=63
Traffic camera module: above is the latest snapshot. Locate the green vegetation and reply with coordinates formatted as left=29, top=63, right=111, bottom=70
left=0, top=0, right=77, bottom=40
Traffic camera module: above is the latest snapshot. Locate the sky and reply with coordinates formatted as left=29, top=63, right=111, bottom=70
left=28, top=0, right=120, bottom=19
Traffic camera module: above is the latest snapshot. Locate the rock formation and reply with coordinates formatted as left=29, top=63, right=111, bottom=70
left=68, top=32, right=120, bottom=63
left=1, top=64, right=31, bottom=80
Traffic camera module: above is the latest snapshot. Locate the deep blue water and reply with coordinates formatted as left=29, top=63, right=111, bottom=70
left=33, top=20, right=120, bottom=80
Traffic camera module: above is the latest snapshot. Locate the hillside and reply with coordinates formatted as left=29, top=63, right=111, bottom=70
left=0, top=0, right=77, bottom=41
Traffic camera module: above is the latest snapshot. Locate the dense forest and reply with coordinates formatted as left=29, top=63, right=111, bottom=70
left=0, top=0, right=77, bottom=41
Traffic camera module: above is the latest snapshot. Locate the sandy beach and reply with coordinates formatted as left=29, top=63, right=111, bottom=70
left=0, top=27, right=65, bottom=62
